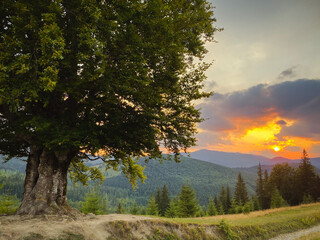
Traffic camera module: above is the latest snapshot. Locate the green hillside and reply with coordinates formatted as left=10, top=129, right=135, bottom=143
left=69, top=156, right=257, bottom=206
left=1, top=156, right=257, bottom=207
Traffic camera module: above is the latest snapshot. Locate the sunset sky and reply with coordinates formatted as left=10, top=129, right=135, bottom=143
left=194, top=0, right=320, bottom=159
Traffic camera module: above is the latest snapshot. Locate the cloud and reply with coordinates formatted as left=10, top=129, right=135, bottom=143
left=276, top=120, right=287, bottom=126
left=196, top=79, right=320, bottom=157
left=278, top=65, right=299, bottom=79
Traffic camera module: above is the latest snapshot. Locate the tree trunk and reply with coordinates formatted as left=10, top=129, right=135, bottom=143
left=16, top=147, right=78, bottom=216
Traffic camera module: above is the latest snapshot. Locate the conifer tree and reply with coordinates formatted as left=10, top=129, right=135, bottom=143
left=214, top=196, right=219, bottom=209
left=234, top=173, right=248, bottom=205
left=147, top=194, right=158, bottom=216
left=116, top=202, right=125, bottom=214
left=270, top=189, right=287, bottom=209
left=159, top=184, right=170, bottom=216
left=207, top=197, right=217, bottom=216
left=81, top=190, right=104, bottom=215
left=130, top=202, right=139, bottom=215
left=229, top=198, right=239, bottom=214
left=219, top=186, right=226, bottom=213
left=226, top=185, right=232, bottom=213
left=155, top=188, right=161, bottom=208
left=165, top=197, right=179, bottom=218
left=256, top=163, right=265, bottom=208
left=297, top=149, right=318, bottom=202
left=178, top=184, right=198, bottom=217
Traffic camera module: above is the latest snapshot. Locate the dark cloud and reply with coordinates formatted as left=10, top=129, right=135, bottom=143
left=276, top=120, right=287, bottom=126
left=199, top=79, right=320, bottom=139
left=278, top=65, right=299, bottom=79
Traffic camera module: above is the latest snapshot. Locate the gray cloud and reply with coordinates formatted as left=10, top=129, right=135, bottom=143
left=198, top=79, right=320, bottom=139
left=278, top=65, right=299, bottom=79
left=276, top=120, right=287, bottom=126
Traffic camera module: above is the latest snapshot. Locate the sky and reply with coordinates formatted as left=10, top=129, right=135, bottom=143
left=193, top=0, right=320, bottom=159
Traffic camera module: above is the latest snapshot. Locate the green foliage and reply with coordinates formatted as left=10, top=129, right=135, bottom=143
left=165, top=198, right=179, bottom=218
left=159, top=184, right=170, bottom=216
left=147, top=194, right=158, bottom=216
left=206, top=197, right=217, bottom=216
left=270, top=188, right=288, bottom=209
left=177, top=184, right=198, bottom=217
left=0, top=193, right=20, bottom=215
left=0, top=0, right=219, bottom=191
left=116, top=202, right=125, bottom=214
left=219, top=220, right=239, bottom=240
left=234, top=173, right=248, bottom=206
left=81, top=189, right=107, bottom=214
left=130, top=202, right=139, bottom=215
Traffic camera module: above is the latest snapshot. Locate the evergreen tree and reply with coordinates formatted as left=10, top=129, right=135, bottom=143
left=226, top=185, right=232, bottom=214
left=207, top=197, right=217, bottom=216
left=155, top=188, right=161, bottom=208
left=214, top=196, right=219, bottom=209
left=270, top=189, right=287, bottom=209
left=229, top=198, right=242, bottom=214
left=256, top=163, right=266, bottom=209
left=165, top=197, right=179, bottom=218
left=0, top=194, right=20, bottom=215
left=219, top=186, right=227, bottom=213
left=147, top=194, right=158, bottom=216
left=116, top=202, right=125, bottom=214
left=252, top=196, right=261, bottom=211
left=178, top=184, right=198, bottom=217
left=159, top=184, right=170, bottom=216
left=234, top=173, right=248, bottom=205
left=130, top=202, right=139, bottom=215
left=81, top=190, right=105, bottom=215
left=297, top=149, right=318, bottom=202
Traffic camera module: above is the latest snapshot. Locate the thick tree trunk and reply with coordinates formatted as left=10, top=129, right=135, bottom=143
left=16, top=147, right=78, bottom=216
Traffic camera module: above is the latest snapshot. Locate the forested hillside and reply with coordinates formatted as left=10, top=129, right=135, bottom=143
left=0, top=156, right=257, bottom=207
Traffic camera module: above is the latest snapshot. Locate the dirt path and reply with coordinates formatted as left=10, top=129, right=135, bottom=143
left=270, top=224, right=320, bottom=240
left=0, top=214, right=157, bottom=240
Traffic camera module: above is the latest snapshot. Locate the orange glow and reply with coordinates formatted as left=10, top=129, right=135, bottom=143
left=273, top=146, right=280, bottom=152
left=195, top=117, right=320, bottom=159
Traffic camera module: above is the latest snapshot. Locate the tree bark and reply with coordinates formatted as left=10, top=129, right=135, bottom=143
left=16, top=147, right=78, bottom=216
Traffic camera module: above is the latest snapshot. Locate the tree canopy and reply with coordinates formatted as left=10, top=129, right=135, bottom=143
left=0, top=0, right=219, bottom=215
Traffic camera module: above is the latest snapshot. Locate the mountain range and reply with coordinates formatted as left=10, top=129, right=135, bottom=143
left=183, top=149, right=320, bottom=169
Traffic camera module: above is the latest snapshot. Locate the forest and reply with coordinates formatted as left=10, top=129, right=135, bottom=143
left=1, top=150, right=320, bottom=217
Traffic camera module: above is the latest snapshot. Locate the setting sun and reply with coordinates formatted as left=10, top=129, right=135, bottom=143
left=273, top=146, right=280, bottom=152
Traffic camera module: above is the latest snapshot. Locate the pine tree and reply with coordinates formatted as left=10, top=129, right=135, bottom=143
left=165, top=197, right=179, bottom=218
left=229, top=198, right=240, bottom=214
left=297, top=149, right=318, bottom=202
left=155, top=188, right=161, bottom=208
left=116, top=202, right=125, bottom=214
left=147, top=194, right=158, bottom=216
left=81, top=190, right=105, bottom=215
left=219, top=186, right=226, bottom=213
left=226, top=185, right=232, bottom=214
left=207, top=197, right=217, bottom=216
left=0, top=194, right=20, bottom=215
left=178, top=184, right=198, bottom=217
left=234, top=173, right=248, bottom=205
left=214, top=196, right=219, bottom=209
left=130, top=202, right=139, bottom=215
left=159, top=184, right=170, bottom=216
left=270, top=188, right=287, bottom=209
left=256, top=163, right=265, bottom=209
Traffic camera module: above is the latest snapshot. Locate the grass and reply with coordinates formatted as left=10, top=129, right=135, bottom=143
left=163, top=203, right=320, bottom=226
left=159, top=203, right=320, bottom=239
left=297, top=231, right=320, bottom=240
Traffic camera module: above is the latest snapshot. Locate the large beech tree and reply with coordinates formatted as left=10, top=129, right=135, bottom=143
left=0, top=0, right=219, bottom=215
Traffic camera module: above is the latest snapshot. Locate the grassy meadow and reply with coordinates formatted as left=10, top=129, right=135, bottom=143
left=156, top=203, right=320, bottom=239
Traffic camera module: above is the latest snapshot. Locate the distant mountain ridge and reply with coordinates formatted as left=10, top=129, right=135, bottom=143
left=184, top=149, right=320, bottom=168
